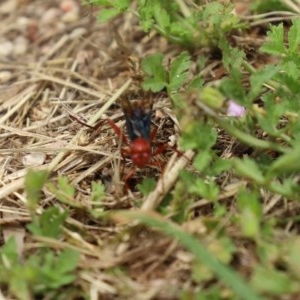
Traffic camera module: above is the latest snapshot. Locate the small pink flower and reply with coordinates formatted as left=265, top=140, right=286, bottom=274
left=227, top=100, right=246, bottom=117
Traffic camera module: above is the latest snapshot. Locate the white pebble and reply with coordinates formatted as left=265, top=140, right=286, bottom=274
left=0, top=40, right=14, bottom=57
left=62, top=10, right=79, bottom=23
left=41, top=8, right=61, bottom=24
left=69, top=27, right=87, bottom=39
left=22, top=152, right=46, bottom=167
left=14, top=36, right=28, bottom=56
left=0, top=71, right=13, bottom=83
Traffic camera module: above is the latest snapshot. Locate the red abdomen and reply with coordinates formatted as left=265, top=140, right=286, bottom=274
left=130, top=138, right=151, bottom=167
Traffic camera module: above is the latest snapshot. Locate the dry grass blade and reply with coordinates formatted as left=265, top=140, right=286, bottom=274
left=0, top=178, right=24, bottom=201
left=48, top=78, right=132, bottom=172
left=0, top=85, right=37, bottom=124
left=141, top=150, right=195, bottom=211
left=281, top=0, right=300, bottom=13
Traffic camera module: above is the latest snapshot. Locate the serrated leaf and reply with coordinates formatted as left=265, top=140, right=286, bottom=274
left=91, top=181, right=105, bottom=202
left=53, top=176, right=75, bottom=204
left=138, top=4, right=155, bottom=32
left=142, top=77, right=167, bottom=92
left=141, top=53, right=164, bottom=75
left=27, top=207, right=68, bottom=238
left=282, top=61, right=299, bottom=81
left=189, top=178, right=219, bottom=201
left=288, top=19, right=300, bottom=53
left=233, top=158, right=265, bottom=184
left=260, top=23, right=286, bottom=56
left=141, top=53, right=167, bottom=91
left=153, top=5, right=170, bottom=30
left=169, top=51, right=191, bottom=92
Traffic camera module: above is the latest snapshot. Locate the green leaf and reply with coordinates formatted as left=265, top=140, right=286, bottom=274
left=260, top=23, right=286, bottom=56
left=142, top=53, right=164, bottom=76
left=142, top=76, right=167, bottom=92
left=199, top=87, right=226, bottom=109
left=168, top=51, right=191, bottom=92
left=97, top=8, right=120, bottom=23
left=141, top=53, right=167, bottom=91
left=233, top=157, right=265, bottom=184
left=92, top=0, right=130, bottom=10
left=180, top=122, right=217, bottom=151
left=248, top=65, right=280, bottom=99
left=237, top=189, right=262, bottom=238
left=137, top=177, right=156, bottom=196
left=48, top=176, right=82, bottom=208
left=251, top=266, right=297, bottom=295
left=268, top=144, right=300, bottom=174
left=56, top=249, right=79, bottom=274
left=282, top=61, right=299, bottom=81
left=0, top=237, right=19, bottom=267
left=210, top=158, right=232, bottom=175
left=222, top=46, right=245, bottom=80
left=288, top=19, right=300, bottom=53
left=153, top=5, right=170, bottom=31
left=27, top=207, right=68, bottom=238
left=112, top=0, right=131, bottom=10
left=189, top=178, right=219, bottom=201
left=269, top=178, right=298, bottom=198
left=188, top=76, right=204, bottom=89
left=138, top=3, right=155, bottom=32
left=10, top=276, right=31, bottom=300
left=34, top=249, right=79, bottom=290
left=193, top=151, right=212, bottom=171
left=283, top=238, right=300, bottom=277
left=91, top=181, right=105, bottom=202
left=25, top=170, right=49, bottom=211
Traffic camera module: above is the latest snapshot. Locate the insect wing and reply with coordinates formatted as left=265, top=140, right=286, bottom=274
left=121, top=96, right=153, bottom=141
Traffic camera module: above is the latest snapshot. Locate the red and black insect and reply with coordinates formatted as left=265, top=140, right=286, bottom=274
left=120, top=94, right=155, bottom=168
left=109, top=94, right=171, bottom=182
left=68, top=92, right=169, bottom=183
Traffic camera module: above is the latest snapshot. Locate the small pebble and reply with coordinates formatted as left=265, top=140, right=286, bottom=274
left=22, top=152, right=46, bottom=167
left=62, top=10, right=79, bottom=23
left=16, top=16, right=30, bottom=28
left=41, top=8, right=61, bottom=24
left=0, top=71, right=13, bottom=83
left=0, top=0, right=17, bottom=14
left=14, top=36, right=28, bottom=56
left=69, top=27, right=87, bottom=39
left=0, top=40, right=14, bottom=57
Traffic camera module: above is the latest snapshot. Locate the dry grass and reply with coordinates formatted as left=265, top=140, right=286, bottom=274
left=1, top=0, right=300, bottom=299
left=0, top=1, right=198, bottom=298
